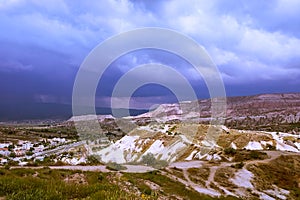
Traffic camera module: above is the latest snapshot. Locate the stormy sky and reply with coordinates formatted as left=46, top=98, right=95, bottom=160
left=0, top=0, right=300, bottom=119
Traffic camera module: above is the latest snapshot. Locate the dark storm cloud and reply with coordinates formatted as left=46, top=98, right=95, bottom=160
left=0, top=0, right=299, bottom=111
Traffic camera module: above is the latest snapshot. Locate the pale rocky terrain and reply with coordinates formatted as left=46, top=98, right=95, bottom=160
left=87, top=123, right=300, bottom=199
left=128, top=93, right=300, bottom=133
left=69, top=93, right=300, bottom=134
left=94, top=123, right=300, bottom=164
left=66, top=93, right=300, bottom=199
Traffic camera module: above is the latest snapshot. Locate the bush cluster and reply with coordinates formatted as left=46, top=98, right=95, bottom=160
left=140, top=153, right=168, bottom=169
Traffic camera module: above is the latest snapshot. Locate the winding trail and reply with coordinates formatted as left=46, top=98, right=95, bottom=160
left=245, top=150, right=300, bottom=167
left=10, top=164, right=155, bottom=173
left=6, top=151, right=300, bottom=198
left=164, top=151, right=300, bottom=197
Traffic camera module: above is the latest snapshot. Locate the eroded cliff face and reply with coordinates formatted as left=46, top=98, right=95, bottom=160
left=224, top=93, right=300, bottom=132
left=67, top=93, right=300, bottom=135
left=126, top=93, right=300, bottom=133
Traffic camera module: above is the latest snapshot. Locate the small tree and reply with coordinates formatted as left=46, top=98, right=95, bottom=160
left=8, top=145, right=14, bottom=151
left=141, top=153, right=168, bottom=169
left=9, top=152, right=16, bottom=158
left=26, top=151, right=34, bottom=156
left=224, top=147, right=236, bottom=155
left=106, top=162, right=127, bottom=171
left=87, top=155, right=101, bottom=165
left=141, top=153, right=156, bottom=166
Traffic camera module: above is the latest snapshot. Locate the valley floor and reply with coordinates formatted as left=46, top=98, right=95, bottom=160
left=3, top=150, right=300, bottom=200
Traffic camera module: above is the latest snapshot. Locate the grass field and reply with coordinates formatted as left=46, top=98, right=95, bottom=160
left=0, top=167, right=241, bottom=200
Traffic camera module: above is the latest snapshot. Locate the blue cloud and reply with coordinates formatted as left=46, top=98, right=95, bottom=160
left=0, top=0, right=299, bottom=112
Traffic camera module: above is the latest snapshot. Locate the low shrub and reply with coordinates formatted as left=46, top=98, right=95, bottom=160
left=266, top=144, right=276, bottom=150
left=140, top=153, right=168, bottom=169
left=224, top=147, right=236, bottom=155
left=106, top=162, right=127, bottom=171
left=231, top=162, right=244, bottom=169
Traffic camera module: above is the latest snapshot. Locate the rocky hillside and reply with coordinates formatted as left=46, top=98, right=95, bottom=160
left=68, top=93, right=300, bottom=134
left=225, top=93, right=300, bottom=132
left=65, top=93, right=300, bottom=199
left=124, top=93, right=300, bottom=133
left=92, top=123, right=300, bottom=164
left=88, top=123, right=300, bottom=199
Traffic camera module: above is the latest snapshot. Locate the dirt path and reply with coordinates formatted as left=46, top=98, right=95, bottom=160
left=9, top=164, right=155, bottom=173
left=50, top=165, right=110, bottom=172
left=164, top=151, right=299, bottom=197
left=166, top=161, right=225, bottom=197
left=206, top=166, right=217, bottom=187
left=7, top=151, right=300, bottom=198
left=162, top=169, right=221, bottom=197
left=203, top=162, right=238, bottom=197
left=9, top=165, right=111, bottom=172
left=245, top=150, right=299, bottom=167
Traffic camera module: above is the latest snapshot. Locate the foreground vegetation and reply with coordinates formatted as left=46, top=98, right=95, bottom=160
left=0, top=168, right=135, bottom=199
left=248, top=155, right=300, bottom=199
left=0, top=167, right=239, bottom=200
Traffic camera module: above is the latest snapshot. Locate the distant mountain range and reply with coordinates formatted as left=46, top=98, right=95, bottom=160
left=1, top=93, right=300, bottom=134
left=128, top=93, right=300, bottom=133
left=64, top=93, right=300, bottom=134
left=0, top=102, right=148, bottom=122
